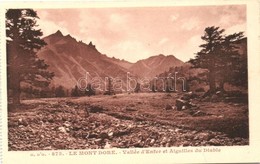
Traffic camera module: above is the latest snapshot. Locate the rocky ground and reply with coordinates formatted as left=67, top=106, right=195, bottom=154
left=8, top=93, right=249, bottom=150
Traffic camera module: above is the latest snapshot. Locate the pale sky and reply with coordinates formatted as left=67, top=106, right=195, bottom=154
left=37, top=5, right=246, bottom=62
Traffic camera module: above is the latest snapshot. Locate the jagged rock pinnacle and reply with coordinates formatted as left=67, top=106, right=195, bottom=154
left=89, top=41, right=96, bottom=49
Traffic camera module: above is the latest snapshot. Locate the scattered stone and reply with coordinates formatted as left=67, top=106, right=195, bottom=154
left=18, top=118, right=28, bottom=126
left=108, top=132, right=113, bottom=137
left=208, top=138, right=221, bottom=146
left=188, top=102, right=197, bottom=108
left=176, top=92, right=199, bottom=110
left=58, top=127, right=67, bottom=133
left=181, top=92, right=198, bottom=100
left=63, top=121, right=71, bottom=127
left=216, top=91, right=222, bottom=96
left=88, top=133, right=98, bottom=138
left=104, top=142, right=112, bottom=149
left=195, top=132, right=211, bottom=141
left=99, top=132, right=109, bottom=139
left=182, top=141, right=190, bottom=147
left=150, top=139, right=155, bottom=145
left=8, top=98, right=249, bottom=151
left=175, top=128, right=183, bottom=133
left=94, top=138, right=102, bottom=144
left=192, top=110, right=207, bottom=117
left=43, top=146, right=52, bottom=150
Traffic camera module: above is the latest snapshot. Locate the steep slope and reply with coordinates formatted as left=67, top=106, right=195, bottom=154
left=129, top=54, right=184, bottom=78
left=37, top=30, right=130, bottom=89
left=154, top=38, right=248, bottom=92
left=38, top=31, right=187, bottom=90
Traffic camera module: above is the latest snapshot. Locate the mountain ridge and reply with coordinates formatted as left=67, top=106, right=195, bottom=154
left=128, top=53, right=184, bottom=78
left=38, top=30, right=185, bottom=89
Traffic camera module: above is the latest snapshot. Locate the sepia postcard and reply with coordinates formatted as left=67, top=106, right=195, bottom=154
left=0, top=0, right=260, bottom=163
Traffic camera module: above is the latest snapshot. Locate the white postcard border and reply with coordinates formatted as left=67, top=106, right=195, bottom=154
left=0, top=0, right=260, bottom=164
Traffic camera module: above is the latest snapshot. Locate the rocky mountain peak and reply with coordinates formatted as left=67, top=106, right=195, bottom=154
left=39, top=31, right=186, bottom=88
left=54, top=30, right=63, bottom=37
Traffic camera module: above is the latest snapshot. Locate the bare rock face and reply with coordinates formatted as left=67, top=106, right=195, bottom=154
left=37, top=31, right=133, bottom=89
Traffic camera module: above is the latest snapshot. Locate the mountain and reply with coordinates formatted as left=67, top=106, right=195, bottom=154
left=129, top=54, right=184, bottom=78
left=37, top=30, right=131, bottom=89
left=154, top=38, right=248, bottom=92
left=37, top=31, right=185, bottom=90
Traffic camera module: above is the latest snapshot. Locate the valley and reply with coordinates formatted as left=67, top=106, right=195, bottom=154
left=7, top=22, right=249, bottom=151
left=8, top=92, right=248, bottom=150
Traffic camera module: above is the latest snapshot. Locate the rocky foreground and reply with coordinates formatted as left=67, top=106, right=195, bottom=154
left=8, top=95, right=248, bottom=150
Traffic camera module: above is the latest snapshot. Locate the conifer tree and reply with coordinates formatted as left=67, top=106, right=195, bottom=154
left=189, top=26, right=245, bottom=93
left=6, top=9, right=54, bottom=105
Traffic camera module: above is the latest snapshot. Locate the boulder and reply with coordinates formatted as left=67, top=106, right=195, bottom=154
left=181, top=92, right=198, bottom=100
left=176, top=99, right=188, bottom=110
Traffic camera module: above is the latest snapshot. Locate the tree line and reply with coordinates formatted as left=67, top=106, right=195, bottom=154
left=21, top=84, right=96, bottom=99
